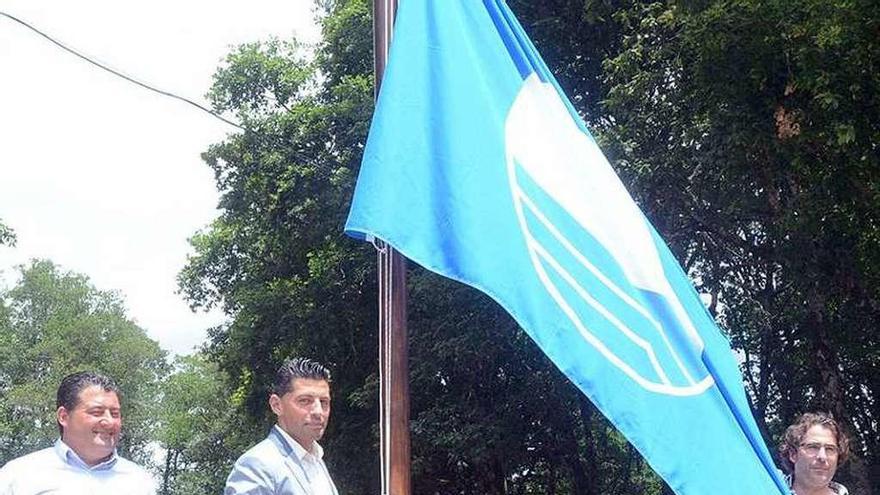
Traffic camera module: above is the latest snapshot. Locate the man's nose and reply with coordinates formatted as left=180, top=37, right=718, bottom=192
left=98, top=410, right=117, bottom=425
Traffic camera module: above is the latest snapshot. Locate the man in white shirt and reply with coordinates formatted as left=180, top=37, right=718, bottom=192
left=0, top=371, right=156, bottom=494
left=225, top=357, right=338, bottom=495
left=779, top=412, right=850, bottom=495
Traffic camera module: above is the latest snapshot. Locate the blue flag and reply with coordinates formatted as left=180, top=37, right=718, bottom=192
left=345, top=1, right=788, bottom=493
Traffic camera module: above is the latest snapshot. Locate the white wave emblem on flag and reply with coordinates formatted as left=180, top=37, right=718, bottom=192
left=505, top=74, right=714, bottom=396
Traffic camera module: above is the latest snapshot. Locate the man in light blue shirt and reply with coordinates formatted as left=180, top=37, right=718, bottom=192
left=225, top=358, right=338, bottom=495
left=0, top=371, right=156, bottom=494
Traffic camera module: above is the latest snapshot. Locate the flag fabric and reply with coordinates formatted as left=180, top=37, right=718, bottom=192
left=345, top=1, right=788, bottom=493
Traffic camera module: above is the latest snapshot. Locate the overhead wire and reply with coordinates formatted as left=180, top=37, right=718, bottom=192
left=0, top=10, right=306, bottom=156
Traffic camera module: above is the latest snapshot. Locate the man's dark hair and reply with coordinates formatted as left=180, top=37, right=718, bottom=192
left=271, top=357, right=331, bottom=396
left=56, top=371, right=120, bottom=434
left=778, top=411, right=851, bottom=473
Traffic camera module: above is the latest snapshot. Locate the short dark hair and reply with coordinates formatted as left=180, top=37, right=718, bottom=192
left=271, top=358, right=331, bottom=396
left=779, top=412, right=851, bottom=473
left=56, top=371, right=120, bottom=435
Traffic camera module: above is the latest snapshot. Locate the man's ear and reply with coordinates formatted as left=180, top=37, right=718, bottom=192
left=269, top=394, right=281, bottom=416
left=57, top=406, right=69, bottom=433
left=788, top=448, right=798, bottom=467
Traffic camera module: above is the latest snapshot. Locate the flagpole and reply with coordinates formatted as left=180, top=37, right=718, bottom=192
left=373, top=2, right=410, bottom=495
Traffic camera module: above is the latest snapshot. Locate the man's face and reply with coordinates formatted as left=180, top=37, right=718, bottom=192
left=789, top=424, right=840, bottom=490
left=270, top=378, right=331, bottom=452
left=57, top=385, right=122, bottom=466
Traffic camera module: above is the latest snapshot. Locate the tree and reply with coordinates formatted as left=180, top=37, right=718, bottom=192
left=0, top=259, right=166, bottom=466
left=0, top=220, right=15, bottom=247
left=156, top=353, right=255, bottom=495
left=406, top=272, right=665, bottom=495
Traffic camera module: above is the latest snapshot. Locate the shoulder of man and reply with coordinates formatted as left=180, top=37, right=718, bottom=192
left=0, top=447, right=58, bottom=493
left=0, top=446, right=57, bottom=472
left=234, top=434, right=289, bottom=469
left=225, top=434, right=290, bottom=493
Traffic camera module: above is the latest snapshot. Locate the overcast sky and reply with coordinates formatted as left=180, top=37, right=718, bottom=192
left=0, top=0, right=319, bottom=355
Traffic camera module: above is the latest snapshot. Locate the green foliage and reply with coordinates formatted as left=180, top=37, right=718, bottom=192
left=0, top=260, right=166, bottom=466
left=406, top=273, right=663, bottom=494
left=208, top=40, right=312, bottom=118
left=0, top=220, right=14, bottom=247
left=156, top=354, right=257, bottom=495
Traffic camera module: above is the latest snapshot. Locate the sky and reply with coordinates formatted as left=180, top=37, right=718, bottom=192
left=0, top=0, right=319, bottom=356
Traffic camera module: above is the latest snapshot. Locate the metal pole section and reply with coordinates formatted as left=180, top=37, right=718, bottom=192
left=373, top=2, right=410, bottom=495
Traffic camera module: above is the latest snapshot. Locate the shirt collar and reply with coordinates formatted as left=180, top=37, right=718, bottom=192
left=53, top=438, right=118, bottom=471
left=829, top=481, right=848, bottom=494
left=784, top=474, right=849, bottom=495
left=273, top=425, right=323, bottom=461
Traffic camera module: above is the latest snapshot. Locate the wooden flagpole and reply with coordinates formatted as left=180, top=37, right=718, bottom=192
left=373, top=1, right=410, bottom=495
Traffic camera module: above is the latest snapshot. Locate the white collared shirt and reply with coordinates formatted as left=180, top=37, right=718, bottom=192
left=274, top=425, right=335, bottom=495
left=0, top=439, right=156, bottom=495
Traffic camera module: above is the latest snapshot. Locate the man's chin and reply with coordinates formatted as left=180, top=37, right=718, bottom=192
left=93, top=433, right=118, bottom=448
left=804, top=470, right=833, bottom=486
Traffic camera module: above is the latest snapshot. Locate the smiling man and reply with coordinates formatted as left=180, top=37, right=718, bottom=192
left=779, top=412, right=851, bottom=495
left=225, top=357, right=338, bottom=495
left=0, top=371, right=156, bottom=494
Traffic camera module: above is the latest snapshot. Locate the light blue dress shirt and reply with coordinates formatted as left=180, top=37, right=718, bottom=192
left=0, top=439, right=156, bottom=495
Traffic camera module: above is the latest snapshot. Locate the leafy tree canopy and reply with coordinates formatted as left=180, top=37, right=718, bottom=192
left=156, top=354, right=256, bottom=495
